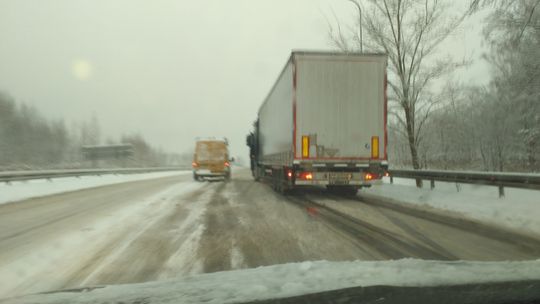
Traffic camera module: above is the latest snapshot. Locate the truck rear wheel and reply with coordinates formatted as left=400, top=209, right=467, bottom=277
left=254, top=166, right=262, bottom=182
left=270, top=168, right=291, bottom=195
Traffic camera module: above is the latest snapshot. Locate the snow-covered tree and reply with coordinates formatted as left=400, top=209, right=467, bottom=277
left=482, top=0, right=540, bottom=171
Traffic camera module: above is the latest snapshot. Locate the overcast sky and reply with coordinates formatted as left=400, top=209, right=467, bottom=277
left=0, top=0, right=488, bottom=160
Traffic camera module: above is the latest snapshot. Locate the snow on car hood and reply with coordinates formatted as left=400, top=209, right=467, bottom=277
left=4, top=259, right=540, bottom=304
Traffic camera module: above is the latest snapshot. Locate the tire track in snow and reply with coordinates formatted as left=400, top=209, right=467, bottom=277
left=197, top=183, right=236, bottom=273
left=62, top=181, right=212, bottom=287
left=0, top=176, right=193, bottom=298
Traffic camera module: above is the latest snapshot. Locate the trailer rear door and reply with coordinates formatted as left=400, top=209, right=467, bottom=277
left=294, top=53, right=386, bottom=161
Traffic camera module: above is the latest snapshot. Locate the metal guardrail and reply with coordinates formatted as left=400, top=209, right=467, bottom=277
left=0, top=167, right=190, bottom=183
left=388, top=169, right=540, bottom=197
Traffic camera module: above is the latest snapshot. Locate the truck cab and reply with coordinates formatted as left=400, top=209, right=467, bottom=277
left=192, top=139, right=231, bottom=181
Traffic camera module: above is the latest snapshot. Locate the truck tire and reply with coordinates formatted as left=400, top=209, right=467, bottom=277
left=270, top=168, right=290, bottom=195
left=193, top=173, right=200, bottom=182
left=280, top=183, right=291, bottom=195
left=345, top=186, right=359, bottom=196
left=254, top=166, right=262, bottom=182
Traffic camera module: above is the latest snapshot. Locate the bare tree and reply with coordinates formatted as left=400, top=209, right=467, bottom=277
left=330, top=0, right=467, bottom=185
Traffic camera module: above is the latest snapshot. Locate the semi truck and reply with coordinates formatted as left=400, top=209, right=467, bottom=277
left=246, top=51, right=388, bottom=194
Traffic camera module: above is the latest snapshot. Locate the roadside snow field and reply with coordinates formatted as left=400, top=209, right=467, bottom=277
left=0, top=171, right=189, bottom=205
left=364, top=177, right=540, bottom=235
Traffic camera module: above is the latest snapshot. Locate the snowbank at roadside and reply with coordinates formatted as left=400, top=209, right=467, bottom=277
left=363, top=177, right=540, bottom=235
left=0, top=171, right=189, bottom=205
left=5, top=258, right=540, bottom=304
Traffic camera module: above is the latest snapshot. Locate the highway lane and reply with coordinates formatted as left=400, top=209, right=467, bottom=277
left=0, top=171, right=367, bottom=298
left=296, top=190, right=540, bottom=261
left=0, top=174, right=199, bottom=296
left=1, top=169, right=539, bottom=299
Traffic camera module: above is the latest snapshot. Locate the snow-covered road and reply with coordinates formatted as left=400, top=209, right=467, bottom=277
left=1, top=169, right=540, bottom=300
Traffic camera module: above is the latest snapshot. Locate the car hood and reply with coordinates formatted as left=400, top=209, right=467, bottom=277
left=3, top=259, right=540, bottom=304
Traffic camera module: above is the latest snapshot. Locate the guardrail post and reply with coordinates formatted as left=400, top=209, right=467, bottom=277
left=498, top=185, right=505, bottom=198
left=430, top=179, right=435, bottom=190
left=390, top=176, right=394, bottom=184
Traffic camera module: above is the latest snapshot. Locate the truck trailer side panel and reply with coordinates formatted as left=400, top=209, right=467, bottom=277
left=258, top=61, right=294, bottom=166
left=294, top=54, right=386, bottom=161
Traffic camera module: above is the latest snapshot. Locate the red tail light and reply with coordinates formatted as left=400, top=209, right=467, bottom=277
left=192, top=162, right=198, bottom=167
left=224, top=162, right=230, bottom=167
left=364, top=172, right=381, bottom=180
left=297, top=172, right=313, bottom=180
left=287, top=170, right=293, bottom=179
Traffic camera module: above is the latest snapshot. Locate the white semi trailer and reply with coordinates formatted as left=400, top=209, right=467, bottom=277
left=247, top=51, right=388, bottom=194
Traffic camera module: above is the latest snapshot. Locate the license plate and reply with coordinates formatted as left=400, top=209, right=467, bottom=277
left=331, top=179, right=349, bottom=185
left=210, top=165, right=223, bottom=172
left=329, top=173, right=350, bottom=185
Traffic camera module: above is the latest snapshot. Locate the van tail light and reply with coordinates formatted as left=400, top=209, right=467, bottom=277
left=302, top=136, right=310, bottom=158
left=224, top=162, right=230, bottom=167
left=192, top=162, right=198, bottom=167
left=371, top=136, right=380, bottom=159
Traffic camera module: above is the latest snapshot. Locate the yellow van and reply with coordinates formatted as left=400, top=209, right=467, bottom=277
left=192, top=139, right=231, bottom=181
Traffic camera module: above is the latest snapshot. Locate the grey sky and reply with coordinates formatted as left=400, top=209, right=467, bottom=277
left=0, top=0, right=488, bottom=159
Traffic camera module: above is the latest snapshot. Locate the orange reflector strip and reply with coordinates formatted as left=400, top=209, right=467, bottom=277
left=302, top=136, right=310, bottom=158
left=371, top=136, right=379, bottom=159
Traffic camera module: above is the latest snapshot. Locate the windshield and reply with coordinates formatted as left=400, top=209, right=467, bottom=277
left=1, top=0, right=539, bottom=303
